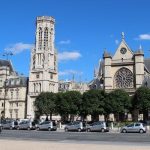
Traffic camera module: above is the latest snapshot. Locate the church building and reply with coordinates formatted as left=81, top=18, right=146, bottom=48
left=89, top=33, right=150, bottom=95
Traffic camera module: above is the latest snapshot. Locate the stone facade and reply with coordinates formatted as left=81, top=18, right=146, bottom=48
left=90, top=33, right=150, bottom=95
left=0, top=60, right=28, bottom=119
left=59, top=80, right=89, bottom=94
left=27, top=16, right=58, bottom=118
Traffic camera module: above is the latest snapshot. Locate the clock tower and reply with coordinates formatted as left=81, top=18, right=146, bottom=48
left=27, top=16, right=58, bottom=118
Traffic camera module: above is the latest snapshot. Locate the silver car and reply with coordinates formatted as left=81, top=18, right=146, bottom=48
left=86, top=121, right=109, bottom=132
left=120, top=122, right=146, bottom=133
left=36, top=120, right=57, bottom=131
left=17, top=120, right=37, bottom=130
left=0, top=123, right=2, bottom=133
left=1, top=120, right=19, bottom=130
left=64, top=121, right=86, bottom=132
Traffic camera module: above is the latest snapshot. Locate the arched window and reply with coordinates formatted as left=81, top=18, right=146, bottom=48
left=114, top=67, right=134, bottom=88
left=44, top=27, right=48, bottom=49
left=38, top=27, right=42, bottom=50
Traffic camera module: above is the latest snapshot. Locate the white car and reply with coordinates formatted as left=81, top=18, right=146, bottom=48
left=120, top=122, right=146, bottom=133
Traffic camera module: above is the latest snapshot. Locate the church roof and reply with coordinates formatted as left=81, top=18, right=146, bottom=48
left=144, top=58, right=150, bottom=73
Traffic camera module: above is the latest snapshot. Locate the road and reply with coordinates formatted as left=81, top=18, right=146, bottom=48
left=0, top=129, right=150, bottom=144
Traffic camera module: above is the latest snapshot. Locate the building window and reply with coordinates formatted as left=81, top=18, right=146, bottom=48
left=11, top=91, right=13, bottom=99
left=114, top=67, right=134, bottom=89
left=2, top=103, right=4, bottom=107
left=36, top=74, right=39, bottom=78
left=38, top=27, right=42, bottom=50
left=16, top=89, right=19, bottom=99
left=50, top=73, right=53, bottom=79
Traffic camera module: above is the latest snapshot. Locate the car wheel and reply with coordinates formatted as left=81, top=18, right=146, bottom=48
left=48, top=127, right=51, bottom=131
left=36, top=127, right=40, bottom=131
left=27, top=127, right=30, bottom=131
left=65, top=128, right=68, bottom=132
left=122, top=129, right=127, bottom=133
left=139, top=129, right=144, bottom=133
left=87, top=128, right=91, bottom=132
left=101, top=128, right=105, bottom=133
left=78, top=128, right=81, bottom=132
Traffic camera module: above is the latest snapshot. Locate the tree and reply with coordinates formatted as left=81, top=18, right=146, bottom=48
left=132, top=87, right=150, bottom=121
left=55, top=91, right=82, bottom=122
left=34, top=92, right=56, bottom=120
left=55, top=92, right=70, bottom=122
left=65, top=91, right=82, bottom=121
left=107, top=89, right=130, bottom=121
left=82, top=90, right=106, bottom=121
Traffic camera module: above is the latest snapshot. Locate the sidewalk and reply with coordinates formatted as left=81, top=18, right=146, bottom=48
left=0, top=139, right=150, bottom=150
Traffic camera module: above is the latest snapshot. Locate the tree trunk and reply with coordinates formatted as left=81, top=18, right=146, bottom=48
left=114, top=113, right=119, bottom=122
left=143, top=110, right=148, bottom=121
left=104, top=114, right=109, bottom=122
left=91, top=114, right=99, bottom=122
left=119, top=113, right=125, bottom=122
left=132, top=109, right=139, bottom=122
left=50, top=113, right=52, bottom=120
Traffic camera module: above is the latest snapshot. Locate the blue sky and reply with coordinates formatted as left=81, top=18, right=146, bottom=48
left=0, top=0, right=150, bottom=82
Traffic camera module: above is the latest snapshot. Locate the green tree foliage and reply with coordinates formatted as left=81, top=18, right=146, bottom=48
left=34, top=92, right=56, bottom=120
left=107, top=89, right=130, bottom=121
left=132, top=87, right=150, bottom=121
left=82, top=90, right=106, bottom=121
left=55, top=91, right=82, bottom=121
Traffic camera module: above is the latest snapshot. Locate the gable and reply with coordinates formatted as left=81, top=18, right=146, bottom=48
left=112, top=39, right=134, bottom=60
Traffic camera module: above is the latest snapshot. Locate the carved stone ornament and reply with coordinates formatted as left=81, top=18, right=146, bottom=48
left=114, top=68, right=133, bottom=88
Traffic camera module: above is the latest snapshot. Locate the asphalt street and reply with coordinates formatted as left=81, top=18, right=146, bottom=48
left=0, top=129, right=150, bottom=144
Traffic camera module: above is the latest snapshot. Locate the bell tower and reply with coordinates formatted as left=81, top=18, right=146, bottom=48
left=27, top=16, right=58, bottom=118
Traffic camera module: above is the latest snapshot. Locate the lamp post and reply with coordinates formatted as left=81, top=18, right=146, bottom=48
left=2, top=52, right=13, bottom=119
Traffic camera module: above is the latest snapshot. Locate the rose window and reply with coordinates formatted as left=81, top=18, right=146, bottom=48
left=114, top=68, right=133, bottom=88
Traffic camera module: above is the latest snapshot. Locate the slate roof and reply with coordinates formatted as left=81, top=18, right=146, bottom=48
left=6, top=77, right=28, bottom=87
left=0, top=59, right=14, bottom=72
left=144, top=58, right=150, bottom=73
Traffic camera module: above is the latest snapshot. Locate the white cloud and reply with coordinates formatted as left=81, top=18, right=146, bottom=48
left=115, top=39, right=119, bottom=45
left=59, top=70, right=83, bottom=76
left=58, top=40, right=71, bottom=44
left=58, top=51, right=81, bottom=61
left=5, top=42, right=34, bottom=54
left=137, top=34, right=150, bottom=40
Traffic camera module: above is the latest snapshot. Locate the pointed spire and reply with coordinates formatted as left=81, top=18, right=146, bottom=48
left=121, top=32, right=125, bottom=40
left=139, top=44, right=142, bottom=50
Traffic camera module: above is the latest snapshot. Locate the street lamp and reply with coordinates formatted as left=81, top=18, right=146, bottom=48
left=2, top=52, right=13, bottom=119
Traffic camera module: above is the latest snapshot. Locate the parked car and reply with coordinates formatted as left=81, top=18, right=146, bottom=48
left=64, top=121, right=86, bottom=132
left=1, top=119, right=19, bottom=130
left=0, top=122, right=2, bottom=133
left=120, top=122, right=146, bottom=133
left=36, top=120, right=57, bottom=131
left=17, top=120, right=37, bottom=130
left=86, top=121, right=109, bottom=132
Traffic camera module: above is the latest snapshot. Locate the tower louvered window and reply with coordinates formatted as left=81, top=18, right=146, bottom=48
left=44, top=27, right=48, bottom=50
left=38, top=27, right=42, bottom=50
